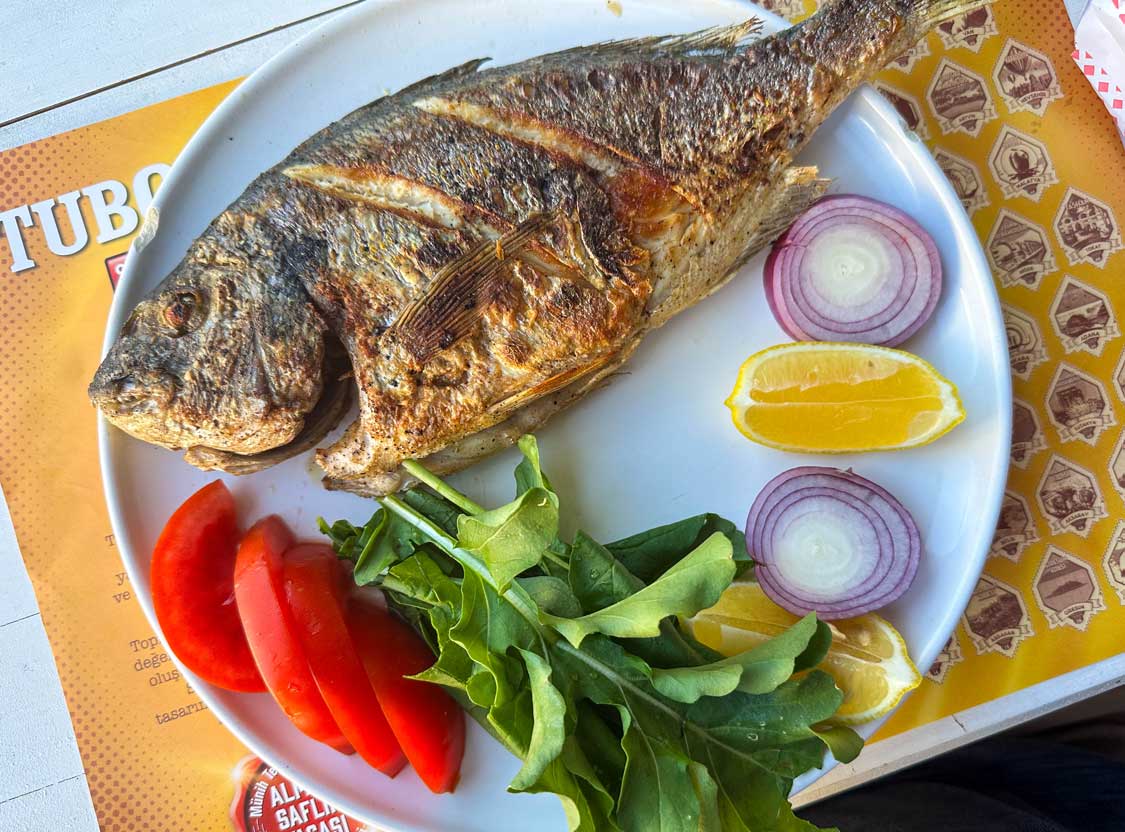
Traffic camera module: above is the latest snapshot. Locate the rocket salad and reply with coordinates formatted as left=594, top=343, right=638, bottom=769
left=320, top=436, right=863, bottom=832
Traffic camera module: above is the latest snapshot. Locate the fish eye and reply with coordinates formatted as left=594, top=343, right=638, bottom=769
left=162, top=290, right=205, bottom=336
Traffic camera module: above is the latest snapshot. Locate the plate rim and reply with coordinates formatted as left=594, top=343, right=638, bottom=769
left=97, top=0, right=1012, bottom=827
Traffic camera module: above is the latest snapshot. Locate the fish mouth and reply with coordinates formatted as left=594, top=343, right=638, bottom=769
left=182, top=338, right=354, bottom=474
left=89, top=370, right=176, bottom=419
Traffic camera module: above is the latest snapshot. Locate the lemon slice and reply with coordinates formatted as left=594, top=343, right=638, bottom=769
left=725, top=342, right=964, bottom=453
left=687, top=582, right=921, bottom=724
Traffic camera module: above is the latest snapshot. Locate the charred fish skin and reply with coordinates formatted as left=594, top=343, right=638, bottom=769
left=310, top=0, right=971, bottom=486
left=90, top=0, right=978, bottom=490
left=85, top=61, right=491, bottom=462
left=87, top=199, right=327, bottom=456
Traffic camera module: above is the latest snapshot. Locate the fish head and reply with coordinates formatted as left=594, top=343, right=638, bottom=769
left=90, top=254, right=327, bottom=457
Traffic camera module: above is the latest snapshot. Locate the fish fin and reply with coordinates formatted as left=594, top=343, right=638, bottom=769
left=485, top=348, right=623, bottom=415
left=388, top=213, right=552, bottom=364
left=322, top=344, right=637, bottom=496
left=301, top=60, right=489, bottom=157
left=398, top=58, right=491, bottom=97
left=727, top=166, right=830, bottom=274
left=525, top=19, right=764, bottom=65
left=653, top=19, right=765, bottom=53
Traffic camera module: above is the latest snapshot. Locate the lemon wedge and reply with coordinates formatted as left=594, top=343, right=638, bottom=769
left=687, top=582, right=921, bottom=725
left=725, top=342, right=964, bottom=453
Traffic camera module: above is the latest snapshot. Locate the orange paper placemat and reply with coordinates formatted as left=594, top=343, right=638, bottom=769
left=0, top=1, right=1122, bottom=828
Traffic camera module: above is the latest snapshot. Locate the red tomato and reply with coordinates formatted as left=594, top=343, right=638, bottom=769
left=234, top=517, right=352, bottom=753
left=283, top=544, right=406, bottom=776
left=347, top=598, right=466, bottom=793
left=151, top=481, right=265, bottom=692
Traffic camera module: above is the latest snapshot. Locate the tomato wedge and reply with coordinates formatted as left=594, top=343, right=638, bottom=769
left=347, top=597, right=466, bottom=793
left=234, top=517, right=352, bottom=753
left=150, top=481, right=265, bottom=692
left=283, top=544, right=406, bottom=776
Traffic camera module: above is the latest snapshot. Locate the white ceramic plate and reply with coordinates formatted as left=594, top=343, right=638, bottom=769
left=99, top=0, right=1012, bottom=829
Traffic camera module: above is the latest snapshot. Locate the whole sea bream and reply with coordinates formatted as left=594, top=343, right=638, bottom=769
left=90, top=0, right=975, bottom=495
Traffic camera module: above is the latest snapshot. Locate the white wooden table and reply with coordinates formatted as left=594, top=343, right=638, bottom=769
left=1, top=1, right=1122, bottom=827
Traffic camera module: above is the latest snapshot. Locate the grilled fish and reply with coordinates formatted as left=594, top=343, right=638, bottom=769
left=90, top=0, right=974, bottom=495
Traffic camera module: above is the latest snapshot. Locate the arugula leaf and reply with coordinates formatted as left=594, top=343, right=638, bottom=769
left=735, top=615, right=830, bottom=694
left=318, top=506, right=433, bottom=586
left=618, top=726, right=706, bottom=832
left=811, top=723, right=864, bottom=765
left=450, top=570, right=539, bottom=714
left=568, top=531, right=643, bottom=613
left=520, top=576, right=584, bottom=617
left=647, top=662, right=743, bottom=703
left=572, top=701, right=626, bottom=796
left=317, top=516, right=365, bottom=555
left=381, top=552, right=479, bottom=695
left=689, top=761, right=723, bottom=832
left=794, top=617, right=834, bottom=673
left=648, top=614, right=828, bottom=702
left=550, top=635, right=831, bottom=832
left=557, top=736, right=621, bottom=830
left=401, top=489, right=463, bottom=537
left=467, top=667, right=501, bottom=709
left=684, top=672, right=846, bottom=778
left=608, top=514, right=751, bottom=583
left=515, top=434, right=554, bottom=496
left=382, top=547, right=461, bottom=610
left=510, top=649, right=567, bottom=791
left=411, top=641, right=475, bottom=690
left=457, top=487, right=559, bottom=591
left=620, top=627, right=721, bottom=671
left=544, top=533, right=735, bottom=647
left=525, top=754, right=619, bottom=832
left=358, top=510, right=426, bottom=585
left=565, top=531, right=721, bottom=669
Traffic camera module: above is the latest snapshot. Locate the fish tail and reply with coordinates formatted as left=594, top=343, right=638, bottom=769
left=801, top=0, right=988, bottom=87
left=808, top=0, right=989, bottom=36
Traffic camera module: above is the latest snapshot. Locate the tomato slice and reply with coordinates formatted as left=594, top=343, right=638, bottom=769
left=150, top=481, right=265, bottom=692
left=347, top=597, right=466, bottom=793
left=283, top=544, right=406, bottom=776
left=234, top=517, right=352, bottom=753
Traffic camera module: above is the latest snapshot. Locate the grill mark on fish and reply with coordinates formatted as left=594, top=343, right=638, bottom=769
left=284, top=163, right=579, bottom=278
left=294, top=160, right=640, bottom=472
left=284, top=164, right=470, bottom=229
left=413, top=96, right=627, bottom=177
left=412, top=95, right=706, bottom=215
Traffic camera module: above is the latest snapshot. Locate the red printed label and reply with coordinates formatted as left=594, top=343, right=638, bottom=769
left=230, top=756, right=371, bottom=832
left=105, top=252, right=128, bottom=289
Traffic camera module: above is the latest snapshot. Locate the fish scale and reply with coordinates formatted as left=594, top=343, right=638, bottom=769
left=90, top=0, right=982, bottom=495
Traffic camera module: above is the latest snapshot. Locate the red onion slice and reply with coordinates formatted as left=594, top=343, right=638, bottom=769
left=745, top=467, right=921, bottom=620
left=765, top=195, right=942, bottom=347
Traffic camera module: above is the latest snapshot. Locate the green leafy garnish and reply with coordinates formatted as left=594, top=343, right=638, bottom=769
left=607, top=513, right=753, bottom=582
left=649, top=614, right=829, bottom=702
left=457, top=487, right=559, bottom=591
left=543, top=533, right=734, bottom=647
left=322, top=435, right=861, bottom=832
